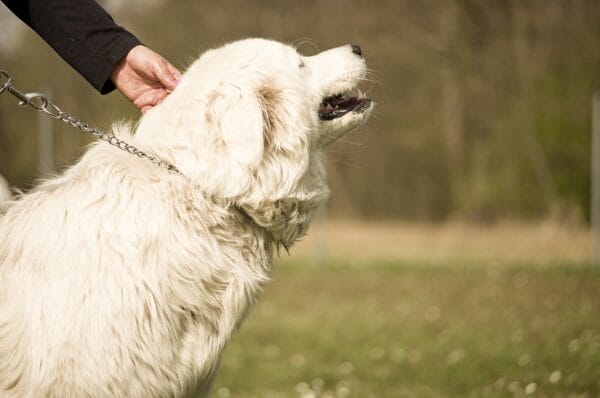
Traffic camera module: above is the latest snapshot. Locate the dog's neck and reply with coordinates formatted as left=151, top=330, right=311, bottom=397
left=133, top=101, right=328, bottom=252
left=234, top=197, right=323, bottom=252
left=168, top=176, right=307, bottom=256
left=233, top=204, right=290, bottom=253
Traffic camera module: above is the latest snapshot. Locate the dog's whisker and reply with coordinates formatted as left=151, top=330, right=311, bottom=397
left=293, top=38, right=320, bottom=54
left=328, top=159, right=365, bottom=169
left=331, top=139, right=364, bottom=147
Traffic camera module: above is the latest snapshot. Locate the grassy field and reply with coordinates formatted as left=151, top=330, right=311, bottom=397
left=211, top=263, right=599, bottom=398
left=210, top=220, right=598, bottom=397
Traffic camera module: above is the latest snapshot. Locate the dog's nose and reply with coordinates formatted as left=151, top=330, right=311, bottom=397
left=350, top=44, right=363, bottom=57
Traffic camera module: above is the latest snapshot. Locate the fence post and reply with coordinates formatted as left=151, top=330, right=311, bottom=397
left=312, top=205, right=328, bottom=266
left=38, top=86, right=53, bottom=175
left=592, top=92, right=600, bottom=265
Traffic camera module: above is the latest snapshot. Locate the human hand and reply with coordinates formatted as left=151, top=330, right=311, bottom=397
left=111, top=45, right=181, bottom=112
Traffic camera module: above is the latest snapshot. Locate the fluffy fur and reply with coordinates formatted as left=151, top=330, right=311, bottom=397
left=0, top=38, right=372, bottom=397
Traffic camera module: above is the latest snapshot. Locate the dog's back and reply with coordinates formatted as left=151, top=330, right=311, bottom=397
left=0, top=143, right=271, bottom=397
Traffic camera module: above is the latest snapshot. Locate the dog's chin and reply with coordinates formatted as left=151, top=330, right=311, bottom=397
left=318, top=99, right=373, bottom=147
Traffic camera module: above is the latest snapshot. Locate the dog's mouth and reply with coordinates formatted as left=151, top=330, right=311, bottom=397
left=318, top=92, right=372, bottom=121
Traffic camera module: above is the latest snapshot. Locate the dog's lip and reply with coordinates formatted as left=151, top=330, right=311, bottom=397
left=318, top=92, right=372, bottom=121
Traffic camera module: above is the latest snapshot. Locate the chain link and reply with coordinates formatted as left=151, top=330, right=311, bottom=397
left=0, top=69, right=181, bottom=175
left=0, top=70, right=12, bottom=95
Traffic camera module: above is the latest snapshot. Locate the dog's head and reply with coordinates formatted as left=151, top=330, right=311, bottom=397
left=138, top=38, right=373, bottom=244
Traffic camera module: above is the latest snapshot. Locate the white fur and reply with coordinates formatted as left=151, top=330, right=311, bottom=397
left=0, top=38, right=372, bottom=397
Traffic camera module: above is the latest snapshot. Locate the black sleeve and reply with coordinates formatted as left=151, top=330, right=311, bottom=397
left=1, top=0, right=142, bottom=94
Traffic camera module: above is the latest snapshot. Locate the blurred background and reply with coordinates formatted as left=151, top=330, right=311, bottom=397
left=1, top=1, right=599, bottom=397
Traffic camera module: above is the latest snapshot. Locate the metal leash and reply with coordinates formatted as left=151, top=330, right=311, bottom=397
left=0, top=69, right=181, bottom=175
left=0, top=70, right=281, bottom=240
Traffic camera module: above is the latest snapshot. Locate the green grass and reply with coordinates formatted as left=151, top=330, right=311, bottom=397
left=211, top=262, right=600, bottom=398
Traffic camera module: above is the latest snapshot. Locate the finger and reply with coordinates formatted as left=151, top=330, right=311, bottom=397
left=167, top=62, right=182, bottom=81
left=134, top=89, right=168, bottom=111
left=154, top=60, right=179, bottom=91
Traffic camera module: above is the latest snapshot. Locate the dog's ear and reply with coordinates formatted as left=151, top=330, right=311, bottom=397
left=209, top=84, right=264, bottom=168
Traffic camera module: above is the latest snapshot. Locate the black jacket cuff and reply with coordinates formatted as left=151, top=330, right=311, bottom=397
left=96, top=33, right=141, bottom=94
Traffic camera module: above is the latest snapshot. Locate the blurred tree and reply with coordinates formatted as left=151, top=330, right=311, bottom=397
left=0, top=0, right=598, bottom=223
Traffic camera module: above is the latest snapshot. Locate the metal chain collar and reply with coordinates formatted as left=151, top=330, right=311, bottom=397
left=0, top=69, right=181, bottom=175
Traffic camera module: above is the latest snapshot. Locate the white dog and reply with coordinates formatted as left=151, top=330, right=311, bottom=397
left=0, top=38, right=372, bottom=397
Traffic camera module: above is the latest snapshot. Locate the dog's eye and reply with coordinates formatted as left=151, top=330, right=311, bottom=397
left=298, top=60, right=306, bottom=68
